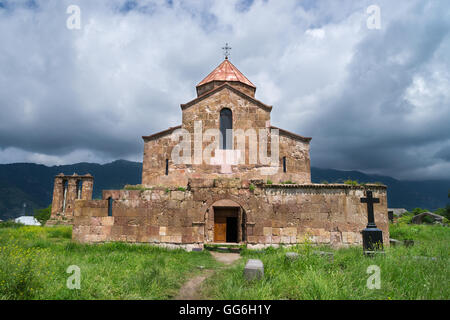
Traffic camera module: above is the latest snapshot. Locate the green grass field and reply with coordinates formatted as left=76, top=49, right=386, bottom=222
left=0, top=226, right=219, bottom=299
left=0, top=222, right=448, bottom=300
left=202, top=223, right=449, bottom=300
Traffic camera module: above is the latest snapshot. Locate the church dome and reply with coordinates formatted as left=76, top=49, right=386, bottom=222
left=196, top=58, right=256, bottom=97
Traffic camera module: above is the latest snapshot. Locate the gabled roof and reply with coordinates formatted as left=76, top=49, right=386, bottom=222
left=142, top=125, right=182, bottom=141
left=197, top=59, right=256, bottom=88
left=181, top=82, right=272, bottom=112
left=271, top=125, right=312, bottom=143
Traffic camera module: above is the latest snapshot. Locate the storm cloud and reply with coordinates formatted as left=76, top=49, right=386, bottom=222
left=0, top=0, right=449, bottom=180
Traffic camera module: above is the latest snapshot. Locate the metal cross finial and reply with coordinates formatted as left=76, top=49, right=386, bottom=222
left=222, top=43, right=232, bottom=60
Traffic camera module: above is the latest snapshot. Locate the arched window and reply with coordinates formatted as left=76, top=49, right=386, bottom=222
left=220, top=108, right=232, bottom=150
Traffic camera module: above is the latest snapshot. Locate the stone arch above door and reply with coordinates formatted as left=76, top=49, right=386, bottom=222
left=204, top=198, right=249, bottom=244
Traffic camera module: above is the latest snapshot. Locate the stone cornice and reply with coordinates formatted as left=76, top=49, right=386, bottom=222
left=142, top=125, right=182, bottom=142
left=271, top=125, right=312, bottom=143
left=264, top=183, right=387, bottom=190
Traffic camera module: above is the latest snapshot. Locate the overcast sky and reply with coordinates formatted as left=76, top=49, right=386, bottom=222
left=0, top=0, right=449, bottom=180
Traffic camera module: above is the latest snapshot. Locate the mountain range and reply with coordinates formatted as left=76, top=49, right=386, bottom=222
left=0, top=160, right=448, bottom=220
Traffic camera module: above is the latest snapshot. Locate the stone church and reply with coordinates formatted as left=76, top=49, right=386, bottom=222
left=48, top=57, right=389, bottom=250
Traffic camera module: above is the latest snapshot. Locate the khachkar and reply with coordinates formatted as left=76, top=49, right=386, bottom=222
left=46, top=173, right=93, bottom=226
left=361, top=190, right=383, bottom=254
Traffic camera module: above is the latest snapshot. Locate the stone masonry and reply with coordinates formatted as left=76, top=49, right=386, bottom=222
left=47, top=173, right=93, bottom=225
left=72, top=179, right=388, bottom=249
left=58, top=58, right=390, bottom=249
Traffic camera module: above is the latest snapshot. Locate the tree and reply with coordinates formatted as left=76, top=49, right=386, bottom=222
left=34, top=205, right=51, bottom=225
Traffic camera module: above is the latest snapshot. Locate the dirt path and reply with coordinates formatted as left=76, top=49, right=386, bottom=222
left=209, top=251, right=241, bottom=265
left=174, top=252, right=240, bottom=300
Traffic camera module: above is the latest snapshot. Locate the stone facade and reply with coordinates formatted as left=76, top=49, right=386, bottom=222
left=47, top=173, right=93, bottom=225
left=142, top=84, right=311, bottom=187
left=59, top=58, right=389, bottom=249
left=72, top=180, right=388, bottom=248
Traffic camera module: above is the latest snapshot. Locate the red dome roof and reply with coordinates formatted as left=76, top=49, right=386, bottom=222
left=197, top=59, right=255, bottom=88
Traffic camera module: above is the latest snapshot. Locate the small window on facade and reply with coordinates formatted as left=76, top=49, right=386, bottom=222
left=108, top=197, right=113, bottom=217
left=220, top=108, right=232, bottom=150
left=77, top=180, right=83, bottom=199
left=62, top=180, right=68, bottom=212
left=165, top=159, right=169, bottom=176
left=283, top=156, right=287, bottom=173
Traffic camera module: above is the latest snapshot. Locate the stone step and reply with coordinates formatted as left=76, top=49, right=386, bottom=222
left=204, top=243, right=243, bottom=253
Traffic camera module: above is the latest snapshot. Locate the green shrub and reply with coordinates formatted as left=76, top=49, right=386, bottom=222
left=344, top=179, right=359, bottom=186
left=411, top=208, right=429, bottom=215
left=0, top=244, right=53, bottom=299
left=0, top=221, right=24, bottom=229
left=177, top=187, right=186, bottom=192
left=266, top=179, right=273, bottom=185
left=249, top=184, right=255, bottom=191
left=47, top=227, right=72, bottom=239
left=434, top=205, right=450, bottom=220
left=34, top=205, right=51, bottom=225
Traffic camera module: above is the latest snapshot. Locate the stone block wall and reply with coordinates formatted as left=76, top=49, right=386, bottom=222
left=72, top=178, right=389, bottom=249
left=142, top=87, right=311, bottom=187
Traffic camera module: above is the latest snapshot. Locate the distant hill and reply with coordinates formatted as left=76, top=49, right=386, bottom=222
left=311, top=167, right=450, bottom=211
left=0, top=160, right=142, bottom=220
left=0, top=160, right=448, bottom=220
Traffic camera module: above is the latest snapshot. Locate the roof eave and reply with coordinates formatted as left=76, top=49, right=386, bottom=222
left=181, top=83, right=272, bottom=112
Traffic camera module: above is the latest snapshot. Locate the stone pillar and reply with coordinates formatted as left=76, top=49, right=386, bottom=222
left=81, top=174, right=94, bottom=200
left=65, top=176, right=78, bottom=217
left=51, top=174, right=65, bottom=216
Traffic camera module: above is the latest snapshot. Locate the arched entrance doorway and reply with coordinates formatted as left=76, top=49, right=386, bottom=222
left=206, top=199, right=246, bottom=244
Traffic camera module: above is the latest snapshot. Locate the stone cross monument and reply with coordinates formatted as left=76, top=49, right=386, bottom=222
left=361, top=190, right=383, bottom=254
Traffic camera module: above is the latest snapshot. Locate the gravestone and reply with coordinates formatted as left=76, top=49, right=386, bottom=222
left=313, top=250, right=334, bottom=262
left=403, top=239, right=414, bottom=247
left=285, top=252, right=299, bottom=261
left=361, top=191, right=383, bottom=254
left=244, top=259, right=264, bottom=280
left=389, top=238, right=402, bottom=246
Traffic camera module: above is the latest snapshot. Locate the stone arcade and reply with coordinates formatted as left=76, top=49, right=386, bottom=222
left=48, top=57, right=389, bottom=250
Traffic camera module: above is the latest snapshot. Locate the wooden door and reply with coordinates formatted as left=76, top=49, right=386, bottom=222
left=214, top=216, right=227, bottom=242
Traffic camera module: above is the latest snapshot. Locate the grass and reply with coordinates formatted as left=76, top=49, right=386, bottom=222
left=0, top=226, right=218, bottom=300
left=202, top=223, right=450, bottom=300
left=0, top=222, right=448, bottom=300
left=123, top=184, right=152, bottom=191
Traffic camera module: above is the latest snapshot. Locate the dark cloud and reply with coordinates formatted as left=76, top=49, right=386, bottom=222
left=0, top=0, right=449, bottom=179
left=435, top=146, right=450, bottom=161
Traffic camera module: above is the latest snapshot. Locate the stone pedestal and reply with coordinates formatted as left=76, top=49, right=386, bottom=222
left=244, top=259, right=264, bottom=280
left=362, top=227, right=383, bottom=253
